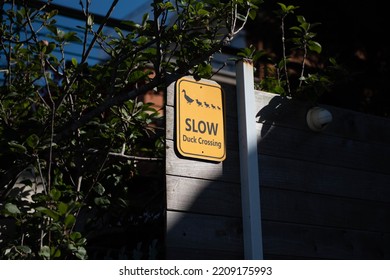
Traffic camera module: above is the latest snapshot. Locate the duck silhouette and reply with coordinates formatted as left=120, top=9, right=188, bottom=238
left=182, top=89, right=194, bottom=104
left=196, top=99, right=203, bottom=106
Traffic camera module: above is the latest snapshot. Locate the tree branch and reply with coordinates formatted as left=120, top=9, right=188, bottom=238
left=81, top=0, right=119, bottom=64
left=53, top=29, right=234, bottom=144
left=53, top=74, right=167, bottom=142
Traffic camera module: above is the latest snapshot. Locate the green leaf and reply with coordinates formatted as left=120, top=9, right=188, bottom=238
left=249, top=9, right=257, bottom=20
left=8, top=141, right=27, bottom=154
left=114, top=27, right=124, bottom=39
left=16, top=245, right=32, bottom=254
left=308, top=41, right=322, bottom=54
left=5, top=203, right=21, bottom=214
left=51, top=246, right=61, bottom=258
left=75, top=247, right=87, bottom=259
left=196, top=63, right=212, bottom=79
left=300, top=22, right=310, bottom=32
left=76, top=237, right=87, bottom=246
left=277, top=2, right=287, bottom=12
left=63, top=32, right=82, bottom=43
left=93, top=183, right=105, bottom=195
left=25, top=134, right=40, bottom=149
left=142, top=13, right=149, bottom=27
left=36, top=207, right=60, bottom=221
left=68, top=243, right=76, bottom=251
left=252, top=49, right=267, bottom=62
left=297, top=15, right=306, bottom=24
left=94, top=197, right=111, bottom=208
left=198, top=9, right=209, bottom=16
left=71, top=57, right=78, bottom=67
left=46, top=25, right=58, bottom=35
left=64, top=214, right=76, bottom=228
left=329, top=57, right=337, bottom=65
left=287, top=5, right=299, bottom=11
left=50, top=188, right=61, bottom=201
left=58, top=202, right=69, bottom=216
left=39, top=246, right=50, bottom=259
left=274, top=85, right=286, bottom=95
left=48, top=9, right=58, bottom=19
left=87, top=14, right=94, bottom=27
left=128, top=70, right=149, bottom=84
left=70, top=231, right=82, bottom=241
left=120, top=20, right=140, bottom=29
left=45, top=42, right=56, bottom=54
left=289, top=26, right=302, bottom=33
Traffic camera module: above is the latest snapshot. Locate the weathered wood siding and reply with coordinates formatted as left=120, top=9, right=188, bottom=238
left=165, top=80, right=243, bottom=259
left=256, top=92, right=390, bottom=259
left=166, top=79, right=390, bottom=259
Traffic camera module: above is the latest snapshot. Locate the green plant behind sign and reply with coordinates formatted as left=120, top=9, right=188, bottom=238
left=0, top=0, right=262, bottom=259
left=237, top=2, right=348, bottom=103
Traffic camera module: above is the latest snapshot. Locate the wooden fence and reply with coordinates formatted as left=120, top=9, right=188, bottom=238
left=165, top=78, right=390, bottom=259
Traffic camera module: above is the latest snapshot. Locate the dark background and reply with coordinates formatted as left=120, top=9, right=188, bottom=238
left=246, top=0, right=389, bottom=117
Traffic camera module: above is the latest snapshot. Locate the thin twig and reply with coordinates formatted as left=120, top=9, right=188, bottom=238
left=53, top=0, right=248, bottom=143
left=211, top=62, right=227, bottom=78
left=35, top=156, right=48, bottom=195
left=60, top=0, right=119, bottom=102
left=153, top=0, right=163, bottom=76
left=108, top=152, right=162, bottom=162
left=299, top=44, right=308, bottom=88
left=81, top=0, right=119, bottom=64
left=70, top=151, right=109, bottom=232
left=77, top=176, right=83, bottom=193
left=40, top=59, right=56, bottom=192
left=78, top=148, right=163, bottom=161
left=281, top=14, right=291, bottom=95
left=79, top=0, right=90, bottom=58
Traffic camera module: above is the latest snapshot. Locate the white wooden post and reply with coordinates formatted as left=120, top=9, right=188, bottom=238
left=236, top=59, right=263, bottom=259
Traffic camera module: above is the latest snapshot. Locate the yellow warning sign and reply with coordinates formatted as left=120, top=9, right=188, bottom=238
left=176, top=77, right=226, bottom=162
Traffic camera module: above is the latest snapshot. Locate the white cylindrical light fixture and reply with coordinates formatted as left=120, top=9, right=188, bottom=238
left=306, top=106, right=333, bottom=131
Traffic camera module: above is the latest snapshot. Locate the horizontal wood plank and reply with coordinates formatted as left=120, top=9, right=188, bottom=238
left=257, top=123, right=390, bottom=175
left=165, top=140, right=240, bottom=183
left=255, top=91, right=390, bottom=146
left=259, top=154, right=390, bottom=203
left=169, top=91, right=390, bottom=175
left=165, top=247, right=243, bottom=260
left=166, top=175, right=241, bottom=217
left=165, top=85, right=390, bottom=260
left=261, top=187, right=390, bottom=233
left=262, top=221, right=390, bottom=259
left=166, top=210, right=243, bottom=258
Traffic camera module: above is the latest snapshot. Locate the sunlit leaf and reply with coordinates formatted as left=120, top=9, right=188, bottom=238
left=5, top=203, right=21, bottom=214
left=39, top=246, right=50, bottom=259
left=87, top=14, right=94, bottom=27
left=308, top=41, right=322, bottom=54
left=36, top=206, right=60, bottom=221
left=16, top=245, right=32, bottom=254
